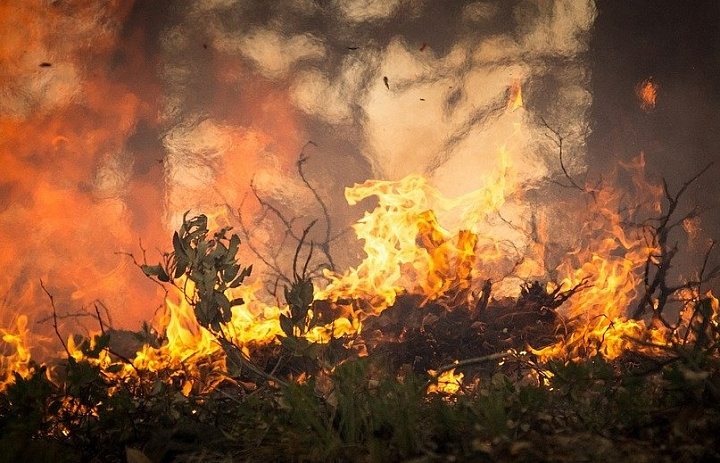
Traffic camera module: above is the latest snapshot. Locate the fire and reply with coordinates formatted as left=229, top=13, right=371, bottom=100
left=4, top=143, right=716, bottom=397
left=507, top=81, right=524, bottom=113
left=317, top=148, right=541, bottom=315
left=0, top=316, right=34, bottom=392
left=427, top=367, right=464, bottom=395
left=636, top=78, right=659, bottom=112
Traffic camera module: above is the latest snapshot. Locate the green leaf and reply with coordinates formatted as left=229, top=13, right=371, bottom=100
left=210, top=242, right=228, bottom=260
left=157, top=266, right=170, bottom=282
left=230, top=265, right=252, bottom=288
left=280, top=314, right=294, bottom=337
left=172, top=231, right=185, bottom=258
left=224, top=264, right=240, bottom=282
left=174, top=258, right=188, bottom=279
left=197, top=241, right=208, bottom=258
left=228, top=234, right=240, bottom=257
left=214, top=292, right=231, bottom=312
left=229, top=297, right=244, bottom=308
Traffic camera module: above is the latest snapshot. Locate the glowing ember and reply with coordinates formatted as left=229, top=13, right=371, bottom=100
left=507, top=81, right=524, bottom=113
left=636, top=78, right=659, bottom=111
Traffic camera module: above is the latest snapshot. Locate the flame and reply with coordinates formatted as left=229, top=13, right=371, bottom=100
left=531, top=154, right=672, bottom=361
left=0, top=316, right=34, bottom=392
left=427, top=367, right=464, bottom=395
left=682, top=216, right=702, bottom=249
left=507, top=81, right=524, bottom=113
left=636, top=78, right=659, bottom=112
left=317, top=148, right=539, bottom=314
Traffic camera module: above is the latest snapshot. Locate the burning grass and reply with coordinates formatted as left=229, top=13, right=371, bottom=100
left=1, top=158, right=720, bottom=462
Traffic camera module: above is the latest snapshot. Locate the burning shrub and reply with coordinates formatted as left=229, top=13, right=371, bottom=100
left=141, top=212, right=252, bottom=331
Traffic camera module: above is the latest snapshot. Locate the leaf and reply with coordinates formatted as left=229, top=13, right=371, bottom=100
left=174, top=257, right=188, bottom=279
left=197, top=240, right=208, bottom=259
left=228, top=234, right=240, bottom=258
left=157, top=266, right=170, bottom=282
left=242, top=265, right=253, bottom=278
left=229, top=297, right=244, bottom=308
left=106, top=364, right=124, bottom=374
left=172, top=231, right=185, bottom=258
left=298, top=279, right=314, bottom=306
left=194, top=214, right=208, bottom=232
left=210, top=242, right=228, bottom=260
left=280, top=314, right=294, bottom=337
left=140, top=264, right=163, bottom=277
left=95, top=332, right=110, bottom=351
left=224, top=264, right=240, bottom=282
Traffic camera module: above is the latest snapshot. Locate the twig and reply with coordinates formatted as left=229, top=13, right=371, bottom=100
left=297, top=141, right=336, bottom=272
left=93, top=304, right=105, bottom=334
left=216, top=334, right=289, bottom=388
left=292, top=220, right=317, bottom=280
left=117, top=249, right=170, bottom=297
left=235, top=196, right=293, bottom=287
left=40, top=279, right=71, bottom=359
left=538, top=115, right=585, bottom=191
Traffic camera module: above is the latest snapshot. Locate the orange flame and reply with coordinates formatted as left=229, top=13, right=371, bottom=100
left=507, top=81, right=524, bottom=113
left=532, top=154, right=671, bottom=361
left=636, top=78, right=659, bottom=112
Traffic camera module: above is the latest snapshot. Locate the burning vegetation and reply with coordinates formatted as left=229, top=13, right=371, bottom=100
left=1, top=136, right=719, bottom=461
left=2, top=2, right=720, bottom=461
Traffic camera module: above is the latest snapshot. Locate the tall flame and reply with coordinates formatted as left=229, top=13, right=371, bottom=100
left=317, top=147, right=541, bottom=315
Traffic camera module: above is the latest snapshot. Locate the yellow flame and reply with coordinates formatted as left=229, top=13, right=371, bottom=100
left=318, top=148, right=535, bottom=314
left=427, top=367, right=464, bottom=395
left=7, top=139, right=719, bottom=398
left=0, top=315, right=33, bottom=392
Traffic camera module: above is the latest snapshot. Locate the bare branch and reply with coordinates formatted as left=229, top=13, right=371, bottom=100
left=297, top=141, right=337, bottom=272
left=40, top=279, right=71, bottom=359
left=538, top=115, right=585, bottom=191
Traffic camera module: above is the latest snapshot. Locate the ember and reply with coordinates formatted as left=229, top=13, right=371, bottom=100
left=637, top=77, right=659, bottom=111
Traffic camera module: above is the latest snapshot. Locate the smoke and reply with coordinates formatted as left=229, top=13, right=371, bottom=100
left=0, top=1, right=164, bottom=342
left=1, top=0, right=600, bottom=343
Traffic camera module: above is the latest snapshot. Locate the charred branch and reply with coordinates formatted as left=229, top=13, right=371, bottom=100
left=538, top=115, right=585, bottom=192
left=633, top=162, right=717, bottom=322
left=40, top=279, right=71, bottom=359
